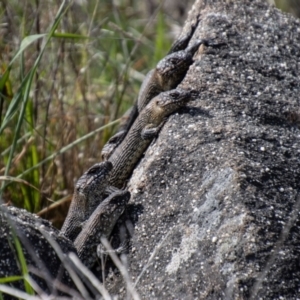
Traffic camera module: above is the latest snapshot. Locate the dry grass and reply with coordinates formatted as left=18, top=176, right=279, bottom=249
left=0, top=0, right=175, bottom=228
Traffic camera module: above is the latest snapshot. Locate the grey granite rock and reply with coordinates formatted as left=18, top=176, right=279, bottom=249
left=0, top=205, right=75, bottom=298
left=106, top=0, right=300, bottom=299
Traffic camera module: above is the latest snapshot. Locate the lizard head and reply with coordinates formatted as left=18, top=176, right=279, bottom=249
left=75, top=161, right=113, bottom=198
left=155, top=40, right=202, bottom=90
left=153, top=88, right=195, bottom=116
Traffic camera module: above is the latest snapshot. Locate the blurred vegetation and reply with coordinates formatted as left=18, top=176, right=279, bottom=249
left=275, top=0, right=300, bottom=18
left=0, top=0, right=176, bottom=227
left=0, top=0, right=299, bottom=228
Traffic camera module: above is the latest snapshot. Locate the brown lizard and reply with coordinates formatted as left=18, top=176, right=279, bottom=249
left=101, top=39, right=204, bottom=160
left=107, top=88, right=197, bottom=188
left=100, top=19, right=201, bottom=161
left=61, top=161, right=113, bottom=241
left=0, top=189, right=129, bottom=290
left=74, top=189, right=130, bottom=269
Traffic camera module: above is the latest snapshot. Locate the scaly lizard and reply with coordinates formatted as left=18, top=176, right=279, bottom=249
left=101, top=19, right=201, bottom=161
left=101, top=40, right=204, bottom=160
left=107, top=88, right=196, bottom=188
left=0, top=189, right=129, bottom=286
left=61, top=161, right=113, bottom=241
left=74, top=189, right=130, bottom=268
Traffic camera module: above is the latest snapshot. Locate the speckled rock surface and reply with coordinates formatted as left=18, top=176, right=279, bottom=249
left=0, top=205, right=75, bottom=298
left=106, top=0, right=300, bottom=299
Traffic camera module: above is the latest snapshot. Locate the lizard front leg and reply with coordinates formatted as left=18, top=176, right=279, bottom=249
left=141, top=118, right=168, bottom=140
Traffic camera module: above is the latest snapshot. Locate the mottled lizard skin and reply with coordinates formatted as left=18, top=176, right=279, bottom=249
left=61, top=161, right=113, bottom=241
left=101, top=22, right=201, bottom=161
left=74, top=189, right=130, bottom=268
left=108, top=88, right=196, bottom=188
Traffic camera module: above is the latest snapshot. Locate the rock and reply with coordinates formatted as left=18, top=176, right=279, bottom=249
left=0, top=205, right=75, bottom=298
left=106, top=0, right=300, bottom=299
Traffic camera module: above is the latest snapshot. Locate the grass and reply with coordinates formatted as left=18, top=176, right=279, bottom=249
left=0, top=0, right=174, bottom=229
left=0, top=1, right=176, bottom=296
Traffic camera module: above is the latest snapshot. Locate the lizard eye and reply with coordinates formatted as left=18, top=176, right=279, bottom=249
left=87, top=164, right=100, bottom=175
left=169, top=58, right=178, bottom=65
left=170, top=91, right=180, bottom=98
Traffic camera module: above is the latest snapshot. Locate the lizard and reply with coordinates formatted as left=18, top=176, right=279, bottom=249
left=101, top=39, right=204, bottom=160
left=0, top=189, right=129, bottom=293
left=136, top=40, right=205, bottom=112
left=61, top=160, right=113, bottom=241
left=100, top=18, right=202, bottom=161
left=166, top=17, right=200, bottom=55
left=107, top=88, right=197, bottom=188
left=74, top=189, right=130, bottom=269
left=82, top=89, right=196, bottom=259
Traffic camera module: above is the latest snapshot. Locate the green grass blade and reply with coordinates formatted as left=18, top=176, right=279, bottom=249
left=9, top=34, right=46, bottom=67
left=0, top=34, right=45, bottom=96
left=11, top=234, right=34, bottom=295
left=0, top=68, right=10, bottom=92
left=25, top=101, right=40, bottom=212
left=0, top=0, right=72, bottom=195
left=0, top=276, right=23, bottom=284
left=153, top=10, right=171, bottom=63
left=52, top=32, right=91, bottom=39
left=0, top=82, right=28, bottom=134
